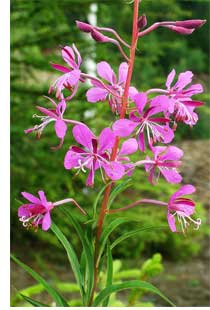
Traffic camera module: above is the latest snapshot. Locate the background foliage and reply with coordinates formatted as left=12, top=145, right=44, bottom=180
left=11, top=0, right=209, bottom=282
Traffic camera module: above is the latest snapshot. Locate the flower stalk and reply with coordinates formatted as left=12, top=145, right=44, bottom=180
left=89, top=0, right=140, bottom=305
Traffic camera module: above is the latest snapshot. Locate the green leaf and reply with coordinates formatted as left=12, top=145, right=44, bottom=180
left=56, top=282, right=80, bottom=293
left=98, top=217, right=131, bottom=265
left=93, top=280, right=175, bottom=307
left=61, top=207, right=94, bottom=305
left=20, top=294, right=49, bottom=307
left=102, top=241, right=113, bottom=307
left=50, top=223, right=84, bottom=300
left=11, top=254, right=69, bottom=307
left=111, top=226, right=167, bottom=250
left=108, top=179, right=132, bottom=209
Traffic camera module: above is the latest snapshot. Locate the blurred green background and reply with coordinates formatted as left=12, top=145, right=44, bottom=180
left=11, top=0, right=209, bottom=307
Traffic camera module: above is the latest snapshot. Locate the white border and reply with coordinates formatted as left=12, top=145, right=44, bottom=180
left=6, top=1, right=210, bottom=310
left=0, top=0, right=10, bottom=309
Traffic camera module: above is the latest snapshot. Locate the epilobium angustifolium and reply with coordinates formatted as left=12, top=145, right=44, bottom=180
left=16, top=1, right=206, bottom=306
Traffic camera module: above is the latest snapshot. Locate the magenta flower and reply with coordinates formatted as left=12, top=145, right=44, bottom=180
left=25, top=98, right=70, bottom=149
left=113, top=92, right=174, bottom=151
left=117, top=138, right=138, bottom=175
left=49, top=44, right=82, bottom=100
left=167, top=185, right=201, bottom=233
left=162, top=19, right=206, bottom=35
left=64, top=125, right=125, bottom=186
left=86, top=61, right=137, bottom=114
left=18, top=191, right=85, bottom=231
left=151, top=69, right=204, bottom=126
left=144, top=145, right=183, bottom=184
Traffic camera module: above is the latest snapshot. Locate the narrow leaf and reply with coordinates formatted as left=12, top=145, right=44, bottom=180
left=111, top=226, right=167, bottom=250
left=98, top=217, right=130, bottom=264
left=20, top=294, right=49, bottom=307
left=51, top=223, right=84, bottom=299
left=61, top=207, right=94, bottom=304
left=108, top=178, right=132, bottom=208
left=11, top=255, right=69, bottom=307
left=93, top=280, right=175, bottom=307
left=102, top=241, right=113, bottom=307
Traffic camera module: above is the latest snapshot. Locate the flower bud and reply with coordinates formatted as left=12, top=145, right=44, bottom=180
left=175, top=19, right=206, bottom=29
left=137, top=14, right=147, bottom=29
left=91, top=29, right=111, bottom=42
left=163, top=25, right=194, bottom=35
left=76, top=20, right=93, bottom=33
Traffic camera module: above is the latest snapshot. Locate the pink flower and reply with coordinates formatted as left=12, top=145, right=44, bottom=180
left=153, top=69, right=204, bottom=126
left=113, top=92, right=174, bottom=151
left=175, top=19, right=206, bottom=29
left=76, top=21, right=116, bottom=43
left=76, top=21, right=94, bottom=33
left=167, top=185, right=201, bottom=233
left=144, top=146, right=183, bottom=184
left=117, top=138, right=138, bottom=175
left=18, top=191, right=85, bottom=231
left=161, top=19, right=206, bottom=35
left=64, top=125, right=125, bottom=186
left=49, top=44, right=82, bottom=100
left=86, top=61, right=137, bottom=114
left=25, top=98, right=68, bottom=149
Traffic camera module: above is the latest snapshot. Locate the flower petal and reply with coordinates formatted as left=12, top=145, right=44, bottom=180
left=62, top=46, right=75, bottom=67
left=86, top=163, right=95, bottom=187
left=38, top=191, right=48, bottom=207
left=98, top=128, right=115, bottom=153
left=166, top=69, right=176, bottom=89
left=97, top=61, right=116, bottom=84
left=18, top=204, right=34, bottom=217
left=157, top=125, right=174, bottom=144
left=21, top=192, right=41, bottom=204
left=64, top=150, right=83, bottom=169
left=167, top=212, right=177, bottom=232
left=151, top=146, right=166, bottom=159
left=51, top=63, right=70, bottom=73
left=171, top=184, right=196, bottom=201
left=150, top=95, right=170, bottom=112
left=102, top=162, right=125, bottom=180
left=119, top=138, right=138, bottom=155
left=86, top=87, right=108, bottom=103
left=66, top=69, right=81, bottom=86
left=112, top=119, right=137, bottom=137
left=42, top=212, right=52, bottom=231
left=118, top=62, right=128, bottom=84
left=72, top=124, right=94, bottom=149
left=72, top=44, right=82, bottom=67
left=55, top=119, right=67, bottom=139
left=128, top=86, right=138, bottom=100
left=160, top=146, right=184, bottom=161
left=36, top=106, right=57, bottom=119
left=160, top=168, right=182, bottom=184
left=183, top=83, right=203, bottom=96
left=56, top=100, right=66, bottom=116
left=137, top=131, right=145, bottom=152
left=133, top=92, right=148, bottom=114
left=174, top=71, right=193, bottom=90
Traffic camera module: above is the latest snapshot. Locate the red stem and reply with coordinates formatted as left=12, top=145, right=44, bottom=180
left=107, top=199, right=167, bottom=214
left=88, top=0, right=140, bottom=306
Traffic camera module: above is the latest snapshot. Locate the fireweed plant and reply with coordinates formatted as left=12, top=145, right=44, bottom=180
left=12, top=0, right=206, bottom=307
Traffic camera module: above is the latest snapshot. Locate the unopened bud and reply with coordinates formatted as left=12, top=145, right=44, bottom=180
left=175, top=19, right=206, bottom=29
left=163, top=25, right=194, bottom=35
left=76, top=20, right=93, bottom=33
left=91, top=29, right=111, bottom=43
left=137, top=14, right=147, bottom=29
